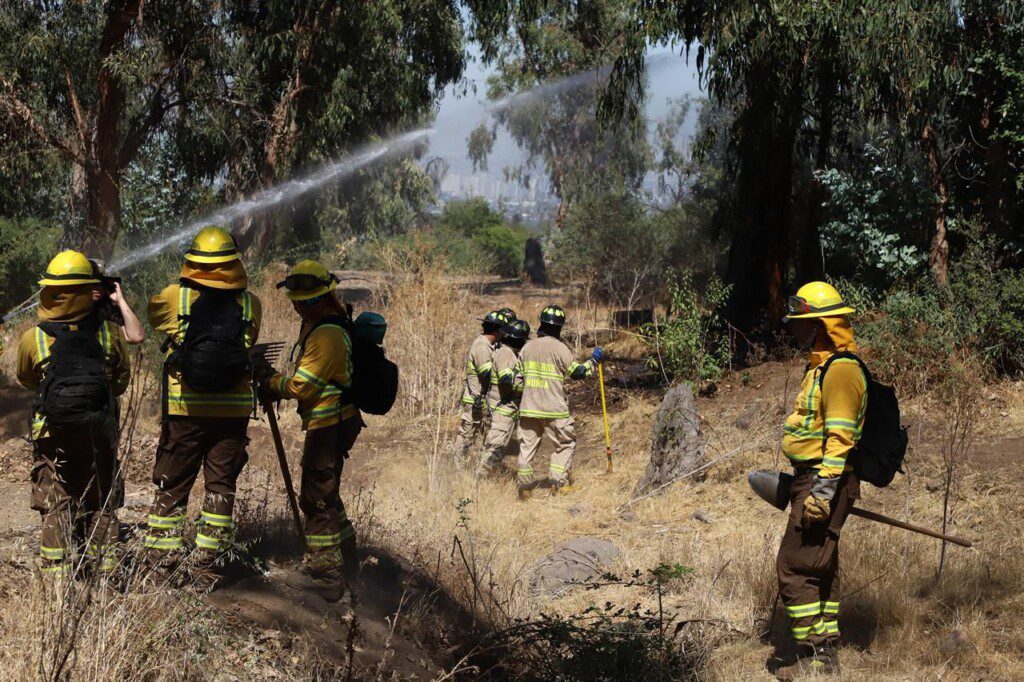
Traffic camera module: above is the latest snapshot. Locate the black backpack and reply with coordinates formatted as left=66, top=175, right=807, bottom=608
left=34, top=315, right=113, bottom=428
left=173, top=286, right=251, bottom=393
left=303, top=315, right=399, bottom=416
left=819, top=351, right=908, bottom=487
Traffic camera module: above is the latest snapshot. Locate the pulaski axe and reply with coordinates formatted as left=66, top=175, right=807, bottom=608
left=748, top=470, right=972, bottom=548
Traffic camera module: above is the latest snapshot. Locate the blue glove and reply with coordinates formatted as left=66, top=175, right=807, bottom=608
left=591, top=347, right=604, bottom=364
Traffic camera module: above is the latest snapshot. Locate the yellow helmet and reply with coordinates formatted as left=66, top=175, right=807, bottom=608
left=185, top=226, right=240, bottom=264
left=276, top=260, right=338, bottom=301
left=38, top=250, right=101, bottom=286
left=784, top=281, right=855, bottom=321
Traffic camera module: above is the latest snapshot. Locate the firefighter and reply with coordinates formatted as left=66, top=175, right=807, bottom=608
left=479, top=319, right=530, bottom=475
left=453, top=310, right=512, bottom=465
left=775, top=282, right=865, bottom=678
left=16, top=251, right=132, bottom=577
left=259, top=260, right=362, bottom=599
left=143, top=226, right=262, bottom=579
left=515, top=305, right=602, bottom=499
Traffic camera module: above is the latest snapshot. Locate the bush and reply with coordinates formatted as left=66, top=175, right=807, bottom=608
left=0, top=217, right=59, bottom=311
left=642, top=272, right=732, bottom=385
left=856, top=226, right=1024, bottom=392
left=474, top=223, right=527, bottom=277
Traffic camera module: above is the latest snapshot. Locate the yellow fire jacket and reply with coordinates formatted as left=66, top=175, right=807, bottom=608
left=461, top=334, right=495, bottom=405
left=490, top=344, right=522, bottom=417
left=17, top=317, right=131, bottom=439
left=780, top=317, right=867, bottom=478
left=268, top=319, right=357, bottom=431
left=149, top=283, right=262, bottom=418
left=516, top=334, right=595, bottom=420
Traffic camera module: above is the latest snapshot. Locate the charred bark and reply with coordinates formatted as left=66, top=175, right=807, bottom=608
left=922, top=122, right=950, bottom=285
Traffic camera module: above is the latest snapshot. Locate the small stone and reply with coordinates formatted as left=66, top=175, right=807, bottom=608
left=939, top=629, right=972, bottom=657
left=925, top=479, right=942, bottom=493
left=568, top=502, right=594, bottom=517
left=734, top=402, right=763, bottom=430
left=619, top=510, right=637, bottom=522
left=529, top=536, right=621, bottom=597
left=692, top=509, right=713, bottom=524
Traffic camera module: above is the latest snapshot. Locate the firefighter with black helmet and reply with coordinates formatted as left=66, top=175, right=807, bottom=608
left=453, top=310, right=511, bottom=465
left=479, top=319, right=530, bottom=474
left=515, top=305, right=602, bottom=499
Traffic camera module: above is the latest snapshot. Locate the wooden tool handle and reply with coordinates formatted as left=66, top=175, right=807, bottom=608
left=850, top=507, right=973, bottom=548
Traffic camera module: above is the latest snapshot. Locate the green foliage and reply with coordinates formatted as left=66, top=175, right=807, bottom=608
left=0, top=218, right=59, bottom=311
left=818, top=139, right=932, bottom=292
left=857, top=225, right=1024, bottom=392
left=643, top=273, right=732, bottom=385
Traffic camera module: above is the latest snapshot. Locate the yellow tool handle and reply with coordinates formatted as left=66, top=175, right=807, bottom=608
left=598, top=362, right=613, bottom=472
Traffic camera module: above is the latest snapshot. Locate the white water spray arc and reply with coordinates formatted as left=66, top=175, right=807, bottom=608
left=111, top=127, right=433, bottom=272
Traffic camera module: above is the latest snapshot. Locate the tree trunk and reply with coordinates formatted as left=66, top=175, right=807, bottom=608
left=922, top=123, right=949, bottom=285
left=725, top=63, right=802, bottom=336
left=74, top=0, right=139, bottom=259
left=797, top=63, right=834, bottom=284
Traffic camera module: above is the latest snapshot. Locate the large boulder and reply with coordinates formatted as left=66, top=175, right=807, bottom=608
left=633, top=382, right=707, bottom=497
left=529, top=536, right=621, bottom=597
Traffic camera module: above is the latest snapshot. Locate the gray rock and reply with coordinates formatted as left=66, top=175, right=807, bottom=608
left=568, top=502, right=594, bottom=518
left=939, top=629, right=972, bottom=657
left=925, top=479, right=942, bottom=493
left=529, top=536, right=621, bottom=597
left=692, top=509, right=713, bottom=524
left=633, top=383, right=707, bottom=497
left=734, top=401, right=763, bottom=430
left=619, top=510, right=637, bottom=522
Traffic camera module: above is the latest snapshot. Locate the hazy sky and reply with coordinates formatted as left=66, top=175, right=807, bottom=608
left=424, top=45, right=706, bottom=177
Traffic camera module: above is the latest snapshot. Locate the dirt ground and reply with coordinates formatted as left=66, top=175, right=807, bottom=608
left=1, top=274, right=1022, bottom=679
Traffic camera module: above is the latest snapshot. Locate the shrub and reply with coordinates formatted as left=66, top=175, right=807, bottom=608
left=0, top=217, right=59, bottom=311
left=642, top=272, right=732, bottom=385
left=474, top=223, right=527, bottom=277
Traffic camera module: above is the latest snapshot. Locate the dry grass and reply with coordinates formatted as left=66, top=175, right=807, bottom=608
left=2, top=263, right=1023, bottom=680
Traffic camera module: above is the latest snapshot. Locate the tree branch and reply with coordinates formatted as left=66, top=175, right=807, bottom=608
left=0, top=77, right=83, bottom=164
left=64, top=66, right=89, bottom=155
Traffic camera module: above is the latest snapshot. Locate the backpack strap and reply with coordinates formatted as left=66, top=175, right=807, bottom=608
left=818, top=351, right=872, bottom=388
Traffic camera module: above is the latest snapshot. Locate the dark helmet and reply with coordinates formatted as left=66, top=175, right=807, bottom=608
left=501, top=319, right=530, bottom=344
left=481, top=309, right=512, bottom=331
left=498, top=307, right=518, bottom=322
left=539, top=304, right=566, bottom=327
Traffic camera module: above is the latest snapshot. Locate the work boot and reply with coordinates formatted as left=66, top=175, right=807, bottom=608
left=550, top=481, right=578, bottom=497
left=774, top=643, right=840, bottom=680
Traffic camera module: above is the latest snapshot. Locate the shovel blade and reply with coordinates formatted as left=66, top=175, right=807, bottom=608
left=747, top=470, right=795, bottom=511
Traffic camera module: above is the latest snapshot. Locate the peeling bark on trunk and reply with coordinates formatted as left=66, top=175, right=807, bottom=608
left=922, top=123, right=950, bottom=286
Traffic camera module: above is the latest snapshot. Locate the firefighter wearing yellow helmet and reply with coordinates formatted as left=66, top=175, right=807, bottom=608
left=143, top=226, right=263, bottom=582
left=16, top=250, right=132, bottom=577
left=775, top=281, right=864, bottom=677
left=259, top=261, right=361, bottom=599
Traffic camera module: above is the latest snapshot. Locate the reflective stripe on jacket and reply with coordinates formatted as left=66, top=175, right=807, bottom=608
left=460, top=334, right=494, bottom=405
left=516, top=334, right=594, bottom=420
left=16, top=319, right=131, bottom=439
left=490, top=344, right=521, bottom=417
left=268, top=321, right=357, bottom=431
left=781, top=354, right=867, bottom=477
left=148, top=284, right=262, bottom=418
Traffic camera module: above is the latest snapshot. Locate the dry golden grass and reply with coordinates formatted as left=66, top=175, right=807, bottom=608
left=2, top=261, right=1023, bottom=680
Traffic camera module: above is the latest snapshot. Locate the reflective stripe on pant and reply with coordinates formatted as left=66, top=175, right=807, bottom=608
left=31, top=421, right=122, bottom=570
left=480, top=412, right=518, bottom=471
left=776, top=470, right=859, bottom=646
left=145, top=417, right=248, bottom=553
left=516, top=416, right=576, bottom=486
left=300, top=416, right=363, bottom=570
left=453, top=401, right=488, bottom=460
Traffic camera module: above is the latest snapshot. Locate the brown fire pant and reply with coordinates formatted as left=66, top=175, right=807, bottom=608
left=145, top=417, right=249, bottom=558
left=776, top=469, right=860, bottom=647
left=479, top=411, right=519, bottom=473
left=300, top=416, right=363, bottom=576
left=517, top=416, right=575, bottom=487
left=453, top=401, right=489, bottom=463
left=31, top=421, right=122, bottom=574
